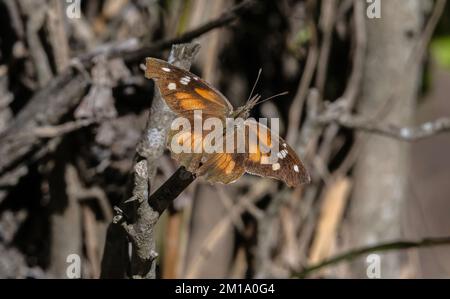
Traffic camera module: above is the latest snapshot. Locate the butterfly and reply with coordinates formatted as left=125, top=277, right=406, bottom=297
left=145, top=57, right=310, bottom=187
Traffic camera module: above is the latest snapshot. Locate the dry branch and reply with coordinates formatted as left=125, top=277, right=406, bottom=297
left=297, top=236, right=450, bottom=278
left=100, top=44, right=199, bottom=279
left=0, top=71, right=89, bottom=178
left=121, top=0, right=257, bottom=63
left=315, top=113, right=450, bottom=142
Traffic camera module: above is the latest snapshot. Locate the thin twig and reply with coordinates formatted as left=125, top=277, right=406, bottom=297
left=31, top=119, right=96, bottom=138
left=121, top=0, right=257, bottom=63
left=316, top=113, right=450, bottom=142
left=316, top=0, right=366, bottom=163
left=286, top=17, right=318, bottom=145
left=296, top=236, right=450, bottom=278
left=76, top=0, right=257, bottom=66
left=315, top=0, right=337, bottom=96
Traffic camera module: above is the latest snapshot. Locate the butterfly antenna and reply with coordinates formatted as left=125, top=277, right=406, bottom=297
left=254, top=91, right=289, bottom=107
left=247, top=68, right=263, bottom=103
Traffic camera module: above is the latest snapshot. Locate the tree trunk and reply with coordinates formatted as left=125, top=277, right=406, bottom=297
left=346, top=0, right=426, bottom=278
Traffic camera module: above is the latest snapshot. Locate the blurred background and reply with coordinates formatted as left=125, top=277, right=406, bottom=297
left=0, top=0, right=450, bottom=278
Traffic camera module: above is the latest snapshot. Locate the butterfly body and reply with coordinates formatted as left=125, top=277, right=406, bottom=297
left=145, top=57, right=310, bottom=187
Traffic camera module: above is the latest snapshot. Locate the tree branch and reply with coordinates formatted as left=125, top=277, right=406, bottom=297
left=148, top=167, right=196, bottom=215
left=315, top=112, right=450, bottom=141
left=296, top=236, right=450, bottom=278
left=100, top=44, right=199, bottom=279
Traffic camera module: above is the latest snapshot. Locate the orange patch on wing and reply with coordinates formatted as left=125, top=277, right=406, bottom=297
left=175, top=92, right=194, bottom=100
left=225, top=160, right=236, bottom=174
left=247, top=123, right=272, bottom=156
left=216, top=154, right=231, bottom=170
left=175, top=132, right=204, bottom=152
left=257, top=126, right=272, bottom=147
left=179, top=99, right=207, bottom=110
left=260, top=154, right=271, bottom=165
left=195, top=88, right=224, bottom=106
left=249, top=148, right=261, bottom=162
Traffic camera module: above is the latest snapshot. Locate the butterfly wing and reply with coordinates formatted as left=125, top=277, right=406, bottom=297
left=146, top=58, right=310, bottom=187
left=244, top=120, right=310, bottom=187
left=145, top=57, right=233, bottom=121
left=192, top=121, right=310, bottom=187
left=167, top=125, right=246, bottom=183
left=197, top=152, right=246, bottom=184
left=166, top=129, right=204, bottom=172
left=193, top=127, right=246, bottom=184
left=146, top=57, right=235, bottom=174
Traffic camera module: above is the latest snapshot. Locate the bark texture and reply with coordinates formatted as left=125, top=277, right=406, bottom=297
left=346, top=0, right=426, bottom=278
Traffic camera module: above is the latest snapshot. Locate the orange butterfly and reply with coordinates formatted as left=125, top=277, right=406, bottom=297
left=145, top=58, right=310, bottom=187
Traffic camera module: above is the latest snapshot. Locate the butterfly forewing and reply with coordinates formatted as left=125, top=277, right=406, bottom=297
left=145, top=58, right=233, bottom=122
left=147, top=58, right=235, bottom=176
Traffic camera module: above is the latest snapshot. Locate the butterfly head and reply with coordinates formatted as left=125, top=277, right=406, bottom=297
left=233, top=94, right=261, bottom=119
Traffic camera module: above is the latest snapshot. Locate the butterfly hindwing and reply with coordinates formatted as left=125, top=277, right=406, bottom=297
left=244, top=120, right=310, bottom=187
left=167, top=129, right=205, bottom=173
left=198, top=152, right=246, bottom=184
left=195, top=127, right=247, bottom=184
left=195, top=120, right=310, bottom=187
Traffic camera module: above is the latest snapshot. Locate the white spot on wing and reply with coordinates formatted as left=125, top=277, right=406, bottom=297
left=162, top=67, right=171, bottom=72
left=278, top=149, right=287, bottom=159
left=272, top=163, right=281, bottom=171
left=180, top=76, right=191, bottom=85
left=168, top=82, right=176, bottom=90
left=294, top=165, right=299, bottom=173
